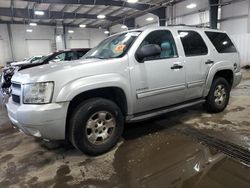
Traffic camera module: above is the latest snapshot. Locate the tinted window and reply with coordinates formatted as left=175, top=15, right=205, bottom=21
left=178, top=31, right=208, bottom=56
left=138, top=30, right=178, bottom=60
left=205, top=31, right=237, bottom=53
left=77, top=51, right=87, bottom=59
left=65, top=52, right=75, bottom=61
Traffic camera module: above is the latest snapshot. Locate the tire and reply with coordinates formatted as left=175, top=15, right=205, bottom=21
left=205, top=77, right=230, bottom=113
left=69, top=98, right=124, bottom=156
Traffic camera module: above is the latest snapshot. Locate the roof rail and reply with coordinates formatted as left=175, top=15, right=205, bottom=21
left=167, top=24, right=214, bottom=29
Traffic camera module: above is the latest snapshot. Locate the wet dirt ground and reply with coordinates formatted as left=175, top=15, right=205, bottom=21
left=0, top=71, right=250, bottom=188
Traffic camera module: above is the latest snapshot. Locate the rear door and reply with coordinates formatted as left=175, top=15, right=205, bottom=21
left=205, top=31, right=239, bottom=67
left=178, top=30, right=212, bottom=101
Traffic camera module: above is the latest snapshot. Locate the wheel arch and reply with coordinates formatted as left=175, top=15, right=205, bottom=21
left=65, top=87, right=128, bottom=140
left=213, top=69, right=234, bottom=87
left=204, top=67, right=234, bottom=97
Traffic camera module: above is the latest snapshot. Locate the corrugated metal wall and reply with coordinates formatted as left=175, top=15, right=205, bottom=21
left=220, top=0, right=250, bottom=66
left=231, top=34, right=250, bottom=66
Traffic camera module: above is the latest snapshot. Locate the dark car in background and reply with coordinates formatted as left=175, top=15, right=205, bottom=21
left=10, top=55, right=45, bottom=67
left=19, top=48, right=90, bottom=70
left=1, top=48, right=90, bottom=96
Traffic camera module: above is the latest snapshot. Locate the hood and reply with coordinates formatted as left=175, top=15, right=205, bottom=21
left=11, top=56, right=129, bottom=103
left=12, top=58, right=104, bottom=83
left=11, top=60, right=29, bottom=66
left=18, top=61, right=45, bottom=71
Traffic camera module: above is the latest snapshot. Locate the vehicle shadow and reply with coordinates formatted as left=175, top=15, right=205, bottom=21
left=122, top=104, right=205, bottom=141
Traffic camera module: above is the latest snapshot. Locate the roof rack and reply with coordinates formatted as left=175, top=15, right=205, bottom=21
left=167, top=24, right=213, bottom=29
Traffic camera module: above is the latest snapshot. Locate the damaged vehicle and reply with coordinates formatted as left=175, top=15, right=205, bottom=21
left=10, top=55, right=44, bottom=67
left=1, top=48, right=90, bottom=96
left=6, top=26, right=241, bottom=155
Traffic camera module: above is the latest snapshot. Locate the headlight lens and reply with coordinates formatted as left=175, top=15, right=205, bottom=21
left=23, top=82, right=54, bottom=104
left=234, top=63, right=241, bottom=73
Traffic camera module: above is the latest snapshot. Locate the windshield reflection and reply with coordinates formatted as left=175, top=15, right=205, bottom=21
left=83, top=31, right=141, bottom=59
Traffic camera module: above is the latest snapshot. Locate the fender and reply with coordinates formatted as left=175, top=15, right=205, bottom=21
left=55, top=73, right=132, bottom=112
left=203, top=60, right=234, bottom=97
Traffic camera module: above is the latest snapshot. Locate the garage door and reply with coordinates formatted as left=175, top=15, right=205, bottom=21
left=231, top=33, right=250, bottom=66
left=26, top=39, right=52, bottom=57
left=68, top=39, right=90, bottom=48
left=0, top=40, right=6, bottom=66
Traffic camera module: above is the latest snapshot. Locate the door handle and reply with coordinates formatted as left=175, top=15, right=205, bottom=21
left=171, top=64, right=183, bottom=70
left=205, top=60, right=214, bottom=64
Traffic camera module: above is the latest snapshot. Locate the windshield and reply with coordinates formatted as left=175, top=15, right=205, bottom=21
left=36, top=53, right=54, bottom=63
left=25, top=57, right=33, bottom=61
left=40, top=54, right=51, bottom=61
left=83, top=31, right=141, bottom=59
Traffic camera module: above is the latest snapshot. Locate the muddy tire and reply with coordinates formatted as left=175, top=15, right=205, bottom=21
left=69, top=98, right=124, bottom=156
left=205, top=77, right=230, bottom=113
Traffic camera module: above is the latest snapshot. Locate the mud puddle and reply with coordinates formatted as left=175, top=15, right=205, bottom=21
left=179, top=96, right=250, bottom=150
left=111, top=125, right=250, bottom=188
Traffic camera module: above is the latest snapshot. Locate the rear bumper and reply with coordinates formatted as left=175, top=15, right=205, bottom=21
left=6, top=99, right=69, bottom=140
left=233, top=72, right=242, bottom=88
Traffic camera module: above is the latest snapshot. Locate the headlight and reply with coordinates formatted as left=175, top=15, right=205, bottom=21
left=234, top=63, right=241, bottom=73
left=23, top=82, right=54, bottom=104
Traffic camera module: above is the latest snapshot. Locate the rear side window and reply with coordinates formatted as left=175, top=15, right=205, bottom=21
left=178, top=30, right=208, bottom=57
left=205, top=31, right=237, bottom=53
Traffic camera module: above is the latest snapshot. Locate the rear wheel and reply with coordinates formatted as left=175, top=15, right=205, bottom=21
left=69, top=98, right=124, bottom=156
left=205, top=77, right=230, bottom=113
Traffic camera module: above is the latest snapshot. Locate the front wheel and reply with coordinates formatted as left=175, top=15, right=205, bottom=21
left=204, top=77, right=230, bottom=113
left=69, top=98, right=124, bottom=156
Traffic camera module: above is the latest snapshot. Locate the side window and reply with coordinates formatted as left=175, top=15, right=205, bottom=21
left=77, top=51, right=86, bottom=59
left=53, top=53, right=66, bottom=61
left=178, top=30, right=208, bottom=57
left=205, top=31, right=237, bottom=53
left=65, top=52, right=75, bottom=61
left=138, top=30, right=178, bottom=60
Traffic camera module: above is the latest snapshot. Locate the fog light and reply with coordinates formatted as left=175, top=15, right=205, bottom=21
left=28, top=128, right=42, bottom=137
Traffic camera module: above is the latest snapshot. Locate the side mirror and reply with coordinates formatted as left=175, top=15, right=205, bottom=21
left=136, top=44, right=161, bottom=62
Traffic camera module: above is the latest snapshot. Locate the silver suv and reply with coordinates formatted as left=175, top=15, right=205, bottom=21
left=7, top=26, right=242, bottom=155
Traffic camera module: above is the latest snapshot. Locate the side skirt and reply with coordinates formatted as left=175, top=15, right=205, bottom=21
left=126, top=98, right=206, bottom=123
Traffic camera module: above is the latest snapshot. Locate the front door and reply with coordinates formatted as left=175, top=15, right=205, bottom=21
left=131, top=30, right=186, bottom=113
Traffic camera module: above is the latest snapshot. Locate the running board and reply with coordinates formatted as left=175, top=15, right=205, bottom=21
left=126, top=99, right=206, bottom=123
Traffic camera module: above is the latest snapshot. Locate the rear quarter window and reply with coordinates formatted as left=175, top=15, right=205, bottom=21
left=205, top=31, right=237, bottom=53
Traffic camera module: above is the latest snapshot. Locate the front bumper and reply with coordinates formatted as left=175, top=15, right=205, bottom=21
left=233, top=71, right=242, bottom=88
left=6, top=98, right=69, bottom=140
